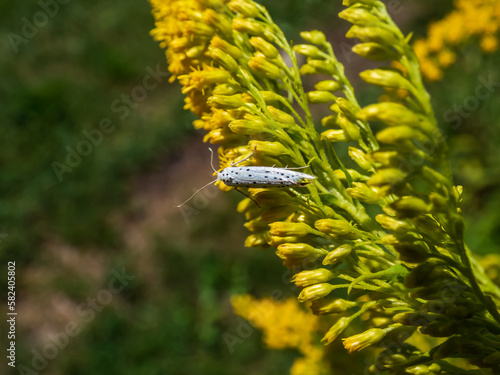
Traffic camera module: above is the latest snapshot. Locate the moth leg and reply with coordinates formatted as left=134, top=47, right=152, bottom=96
left=235, top=187, right=261, bottom=208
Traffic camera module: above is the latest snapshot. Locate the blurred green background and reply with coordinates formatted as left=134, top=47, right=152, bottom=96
left=1, top=0, right=498, bottom=374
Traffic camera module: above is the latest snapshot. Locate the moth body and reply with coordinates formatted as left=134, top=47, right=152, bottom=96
left=176, top=147, right=316, bottom=207
left=218, top=166, right=316, bottom=188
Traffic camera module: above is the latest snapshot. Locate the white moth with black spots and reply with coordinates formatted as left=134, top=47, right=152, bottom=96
left=218, top=166, right=315, bottom=188
left=176, top=148, right=316, bottom=207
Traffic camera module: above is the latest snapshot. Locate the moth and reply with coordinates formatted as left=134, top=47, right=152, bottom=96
left=177, top=148, right=316, bottom=207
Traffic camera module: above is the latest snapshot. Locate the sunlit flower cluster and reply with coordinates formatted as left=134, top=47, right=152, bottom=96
left=150, top=0, right=500, bottom=372
left=231, top=295, right=329, bottom=375
left=414, top=0, right=500, bottom=81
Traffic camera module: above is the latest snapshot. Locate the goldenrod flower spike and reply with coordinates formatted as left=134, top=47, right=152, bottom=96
left=151, top=0, right=500, bottom=372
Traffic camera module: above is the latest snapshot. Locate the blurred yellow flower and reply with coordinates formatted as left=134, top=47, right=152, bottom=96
left=231, top=295, right=330, bottom=375
left=415, top=0, right=500, bottom=80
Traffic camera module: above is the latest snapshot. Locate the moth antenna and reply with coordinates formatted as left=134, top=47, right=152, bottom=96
left=208, top=147, right=219, bottom=174
left=231, top=146, right=257, bottom=167
left=176, top=178, right=218, bottom=208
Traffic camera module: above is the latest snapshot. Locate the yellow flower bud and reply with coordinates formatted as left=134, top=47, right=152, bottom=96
left=375, top=214, right=412, bottom=232
left=267, top=106, right=296, bottom=124
left=335, top=97, right=358, bottom=121
left=342, top=328, right=387, bottom=353
left=352, top=42, right=399, bottom=61
left=360, top=69, right=411, bottom=89
left=338, top=6, right=379, bottom=26
left=228, top=0, right=261, bottom=18
left=421, top=166, right=451, bottom=188
left=270, top=222, right=314, bottom=237
left=170, top=37, right=190, bottom=52
left=276, top=242, right=327, bottom=259
left=300, top=30, right=327, bottom=45
left=237, top=197, right=255, bottom=213
left=321, top=317, right=351, bottom=344
left=322, top=244, right=353, bottom=265
left=203, top=127, right=244, bottom=144
left=248, top=140, right=293, bottom=157
left=346, top=25, right=398, bottom=46
left=184, top=20, right=215, bottom=37
left=270, top=235, right=302, bottom=248
left=244, top=232, right=269, bottom=247
left=294, top=44, right=322, bottom=58
left=186, top=45, right=205, bottom=58
left=380, top=234, right=400, bottom=245
left=357, top=102, right=421, bottom=128
left=237, top=198, right=261, bottom=220
left=244, top=219, right=269, bottom=232
left=213, top=83, right=243, bottom=96
left=299, top=64, right=317, bottom=75
left=248, top=54, right=282, bottom=80
left=307, top=59, right=336, bottom=75
left=229, top=119, right=267, bottom=135
left=369, top=150, right=399, bottom=167
left=207, top=94, right=245, bottom=109
left=321, top=129, right=347, bottom=142
left=315, top=80, right=341, bottom=92
left=315, top=219, right=357, bottom=237
left=348, top=147, right=372, bottom=171
left=307, top=90, right=337, bottom=104
left=321, top=115, right=338, bottom=127
left=390, top=196, right=431, bottom=218
left=203, top=9, right=233, bottom=37
left=346, top=182, right=380, bottom=204
left=298, top=283, right=335, bottom=302
left=183, top=70, right=233, bottom=91
left=259, top=91, right=283, bottom=103
left=210, top=34, right=243, bottom=59
left=232, top=17, right=264, bottom=35
left=292, top=268, right=336, bottom=288
left=367, top=168, right=406, bottom=186
left=376, top=125, right=417, bottom=144
left=337, top=113, right=361, bottom=141
left=250, top=37, right=279, bottom=59
left=309, top=298, right=358, bottom=315
left=208, top=46, right=239, bottom=72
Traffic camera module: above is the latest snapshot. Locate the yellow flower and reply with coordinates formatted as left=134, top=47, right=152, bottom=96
left=231, top=295, right=319, bottom=352
left=342, top=328, right=386, bottom=353
left=481, top=34, right=499, bottom=52
left=414, top=0, right=500, bottom=80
